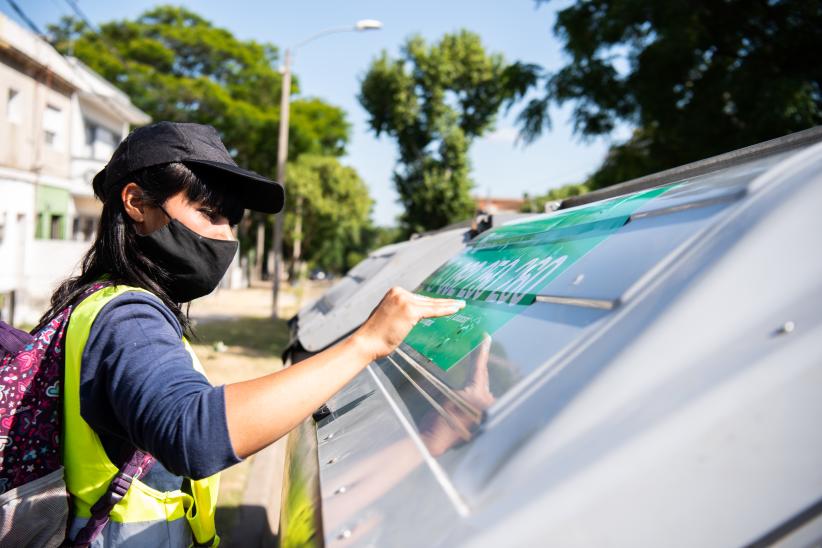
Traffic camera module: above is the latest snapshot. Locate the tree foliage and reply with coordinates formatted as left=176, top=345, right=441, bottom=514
left=360, top=31, right=522, bottom=235
left=48, top=6, right=370, bottom=273
left=517, top=0, right=822, bottom=188
left=284, top=156, right=373, bottom=274
left=48, top=6, right=350, bottom=174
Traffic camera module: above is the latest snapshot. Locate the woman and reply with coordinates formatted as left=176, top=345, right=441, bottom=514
left=39, top=122, right=465, bottom=546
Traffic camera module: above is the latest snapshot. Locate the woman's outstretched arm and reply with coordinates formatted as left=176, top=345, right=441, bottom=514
left=224, top=287, right=465, bottom=458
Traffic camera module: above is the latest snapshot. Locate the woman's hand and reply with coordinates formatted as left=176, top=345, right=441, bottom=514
left=226, top=286, right=465, bottom=458
left=352, top=287, right=466, bottom=363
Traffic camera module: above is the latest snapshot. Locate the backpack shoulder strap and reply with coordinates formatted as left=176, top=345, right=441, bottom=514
left=67, top=451, right=155, bottom=547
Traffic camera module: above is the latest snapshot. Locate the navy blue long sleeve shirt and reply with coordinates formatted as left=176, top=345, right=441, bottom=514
left=78, top=291, right=240, bottom=484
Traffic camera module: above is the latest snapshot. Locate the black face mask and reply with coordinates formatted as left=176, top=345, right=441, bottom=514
left=136, top=213, right=238, bottom=303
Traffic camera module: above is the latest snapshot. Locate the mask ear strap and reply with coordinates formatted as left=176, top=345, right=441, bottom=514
left=157, top=204, right=173, bottom=222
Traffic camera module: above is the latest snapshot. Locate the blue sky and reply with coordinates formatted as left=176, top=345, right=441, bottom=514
left=7, top=0, right=630, bottom=226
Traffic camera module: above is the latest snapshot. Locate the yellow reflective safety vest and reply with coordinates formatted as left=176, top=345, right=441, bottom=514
left=63, top=285, right=221, bottom=547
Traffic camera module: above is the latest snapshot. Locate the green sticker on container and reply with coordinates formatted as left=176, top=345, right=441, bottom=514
left=402, top=185, right=673, bottom=371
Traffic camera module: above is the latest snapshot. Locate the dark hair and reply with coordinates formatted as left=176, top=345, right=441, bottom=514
left=36, top=162, right=244, bottom=335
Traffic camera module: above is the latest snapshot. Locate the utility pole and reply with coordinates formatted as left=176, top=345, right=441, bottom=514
left=272, top=48, right=291, bottom=316
left=270, top=21, right=382, bottom=317
left=291, top=194, right=304, bottom=280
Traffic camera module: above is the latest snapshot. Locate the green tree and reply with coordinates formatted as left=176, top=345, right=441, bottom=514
left=284, top=156, right=373, bottom=274
left=48, top=6, right=355, bottom=273
left=48, top=7, right=349, bottom=172
left=359, top=31, right=522, bottom=235
left=514, top=0, right=822, bottom=188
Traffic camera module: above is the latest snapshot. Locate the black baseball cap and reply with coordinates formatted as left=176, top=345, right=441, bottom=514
left=92, top=121, right=285, bottom=213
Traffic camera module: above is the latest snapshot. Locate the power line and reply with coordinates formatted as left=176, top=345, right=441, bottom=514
left=61, top=0, right=133, bottom=71
left=63, top=0, right=100, bottom=34
left=68, top=57, right=142, bottom=124
left=50, top=0, right=144, bottom=123
left=5, top=0, right=44, bottom=37
left=5, top=0, right=143, bottom=126
left=54, top=1, right=167, bottom=128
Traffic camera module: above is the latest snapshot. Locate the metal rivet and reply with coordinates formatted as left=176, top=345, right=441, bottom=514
left=334, top=486, right=348, bottom=495
left=573, top=274, right=585, bottom=285
left=775, top=321, right=795, bottom=335
left=323, top=433, right=335, bottom=441
left=327, top=457, right=338, bottom=465
left=337, top=529, right=352, bottom=540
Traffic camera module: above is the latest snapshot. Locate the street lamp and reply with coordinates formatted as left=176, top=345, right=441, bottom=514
left=272, top=20, right=382, bottom=316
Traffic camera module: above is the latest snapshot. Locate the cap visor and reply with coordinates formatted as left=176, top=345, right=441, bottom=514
left=186, top=160, right=285, bottom=214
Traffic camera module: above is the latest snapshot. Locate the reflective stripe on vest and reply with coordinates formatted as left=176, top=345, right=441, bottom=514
left=64, top=285, right=221, bottom=547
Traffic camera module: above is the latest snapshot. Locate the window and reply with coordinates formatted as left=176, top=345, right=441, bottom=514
left=72, top=217, right=96, bottom=241
left=7, top=89, right=22, bottom=124
left=43, top=105, right=64, bottom=150
left=49, top=214, right=63, bottom=240
left=84, top=119, right=119, bottom=159
left=84, top=121, right=97, bottom=147
left=84, top=218, right=95, bottom=241
left=96, top=126, right=117, bottom=158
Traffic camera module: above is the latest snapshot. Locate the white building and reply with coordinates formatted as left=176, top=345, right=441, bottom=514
left=0, top=12, right=150, bottom=325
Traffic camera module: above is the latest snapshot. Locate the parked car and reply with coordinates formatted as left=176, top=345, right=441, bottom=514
left=309, top=268, right=328, bottom=281
left=280, top=127, right=822, bottom=548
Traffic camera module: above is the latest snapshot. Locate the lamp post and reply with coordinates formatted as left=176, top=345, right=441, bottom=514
left=271, top=19, right=382, bottom=316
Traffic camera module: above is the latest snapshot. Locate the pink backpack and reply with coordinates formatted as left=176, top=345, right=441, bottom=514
left=0, top=304, right=71, bottom=546
left=0, top=283, right=154, bottom=547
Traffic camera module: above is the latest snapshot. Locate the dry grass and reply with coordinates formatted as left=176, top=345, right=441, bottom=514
left=189, top=288, right=287, bottom=538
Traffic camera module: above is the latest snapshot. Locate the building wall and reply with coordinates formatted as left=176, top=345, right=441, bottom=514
left=0, top=178, right=34, bottom=293
left=0, top=175, right=92, bottom=324
left=0, top=58, right=72, bottom=179
left=0, top=46, right=110, bottom=323
left=16, top=238, right=90, bottom=325
left=71, top=95, right=126, bottom=185
left=0, top=14, right=149, bottom=326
